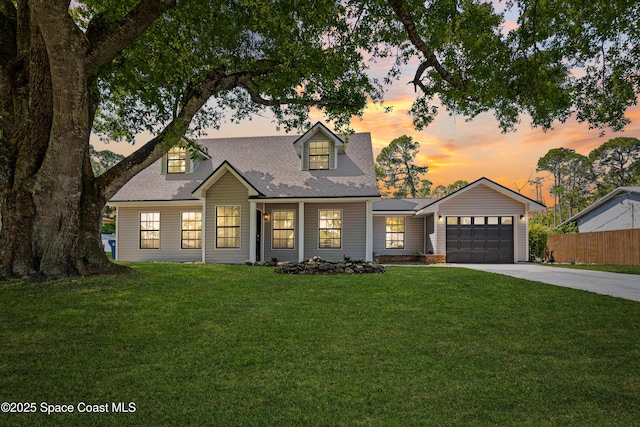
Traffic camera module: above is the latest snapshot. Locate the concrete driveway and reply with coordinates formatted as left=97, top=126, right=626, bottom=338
left=455, top=263, right=640, bottom=302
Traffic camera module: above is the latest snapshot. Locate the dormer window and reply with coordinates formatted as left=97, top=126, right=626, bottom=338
left=167, top=146, right=187, bottom=174
left=309, top=141, right=330, bottom=170
left=293, top=122, right=345, bottom=171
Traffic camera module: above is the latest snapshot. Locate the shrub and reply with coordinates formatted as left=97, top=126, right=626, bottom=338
left=529, top=222, right=550, bottom=262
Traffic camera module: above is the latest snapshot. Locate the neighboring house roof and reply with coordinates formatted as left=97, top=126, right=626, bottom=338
left=109, top=130, right=379, bottom=203
left=372, top=177, right=546, bottom=215
left=558, top=186, right=640, bottom=227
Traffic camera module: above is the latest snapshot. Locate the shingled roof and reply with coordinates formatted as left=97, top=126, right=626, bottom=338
left=109, top=131, right=379, bottom=202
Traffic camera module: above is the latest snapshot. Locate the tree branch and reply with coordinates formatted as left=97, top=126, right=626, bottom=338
left=97, top=65, right=228, bottom=200
left=235, top=74, right=342, bottom=108
left=387, top=0, right=467, bottom=93
left=85, top=0, right=176, bottom=78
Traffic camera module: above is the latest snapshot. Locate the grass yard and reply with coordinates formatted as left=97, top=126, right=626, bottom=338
left=1, top=264, right=639, bottom=426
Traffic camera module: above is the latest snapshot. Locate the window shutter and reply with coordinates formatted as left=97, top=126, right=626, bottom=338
left=329, top=140, right=336, bottom=169
left=185, top=155, right=191, bottom=173
left=161, top=155, right=167, bottom=174
left=302, top=141, right=309, bottom=170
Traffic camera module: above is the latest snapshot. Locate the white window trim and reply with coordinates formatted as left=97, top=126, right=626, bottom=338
left=385, top=216, right=406, bottom=250
left=180, top=211, right=203, bottom=250
left=166, top=146, right=187, bottom=174
left=318, top=209, right=343, bottom=250
left=271, top=209, right=296, bottom=250
left=139, top=212, right=160, bottom=250
left=308, top=140, right=331, bottom=170
left=215, top=205, right=242, bottom=250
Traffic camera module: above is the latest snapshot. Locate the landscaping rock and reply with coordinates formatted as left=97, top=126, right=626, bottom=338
left=274, top=258, right=385, bottom=275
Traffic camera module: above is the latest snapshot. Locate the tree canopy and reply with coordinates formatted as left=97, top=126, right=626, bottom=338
left=356, top=0, right=639, bottom=133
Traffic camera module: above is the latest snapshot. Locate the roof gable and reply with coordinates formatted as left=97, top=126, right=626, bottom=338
left=293, top=121, right=345, bottom=157
left=192, top=161, right=261, bottom=199
left=416, top=177, right=546, bottom=214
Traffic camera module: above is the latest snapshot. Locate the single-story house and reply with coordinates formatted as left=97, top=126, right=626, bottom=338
left=558, top=186, right=640, bottom=232
left=372, top=178, right=546, bottom=263
left=108, top=122, right=545, bottom=264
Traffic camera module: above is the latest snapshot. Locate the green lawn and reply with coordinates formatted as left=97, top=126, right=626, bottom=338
left=546, top=263, right=640, bottom=275
left=1, top=264, right=639, bottom=426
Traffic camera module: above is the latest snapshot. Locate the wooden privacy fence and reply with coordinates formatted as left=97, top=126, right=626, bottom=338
left=547, top=229, right=640, bottom=265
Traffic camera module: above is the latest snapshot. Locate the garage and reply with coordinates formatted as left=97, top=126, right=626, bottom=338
left=446, top=216, right=514, bottom=263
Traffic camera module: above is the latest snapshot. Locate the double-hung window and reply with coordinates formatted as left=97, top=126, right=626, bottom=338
left=309, top=141, right=330, bottom=170
left=272, top=210, right=295, bottom=249
left=385, top=216, right=405, bottom=249
left=140, top=212, right=160, bottom=249
left=167, top=146, right=187, bottom=174
left=319, top=209, right=342, bottom=249
left=181, top=212, right=202, bottom=249
left=216, top=206, right=241, bottom=248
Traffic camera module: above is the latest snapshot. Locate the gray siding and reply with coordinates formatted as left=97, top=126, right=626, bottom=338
left=116, top=205, right=203, bottom=262
left=436, top=184, right=527, bottom=262
left=303, top=202, right=367, bottom=261
left=373, top=215, right=424, bottom=255
left=204, top=171, right=251, bottom=263
left=425, top=214, right=436, bottom=254
left=578, top=193, right=640, bottom=232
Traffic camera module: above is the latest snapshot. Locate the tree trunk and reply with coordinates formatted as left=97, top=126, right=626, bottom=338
left=0, top=1, right=128, bottom=279
left=0, top=1, right=262, bottom=279
left=0, top=186, right=126, bottom=279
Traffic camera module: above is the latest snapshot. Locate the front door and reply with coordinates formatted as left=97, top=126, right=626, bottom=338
left=256, top=209, right=262, bottom=262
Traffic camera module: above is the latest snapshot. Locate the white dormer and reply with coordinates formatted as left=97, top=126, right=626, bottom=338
left=293, top=122, right=345, bottom=171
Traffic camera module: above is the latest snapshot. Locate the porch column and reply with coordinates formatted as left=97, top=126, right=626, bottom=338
left=298, top=201, right=305, bottom=262
left=434, top=213, right=441, bottom=254
left=365, top=200, right=373, bottom=262
left=249, top=201, right=257, bottom=263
